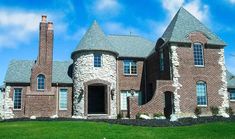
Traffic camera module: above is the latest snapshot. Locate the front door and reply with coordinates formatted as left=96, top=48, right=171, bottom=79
left=88, top=85, right=106, bottom=114
left=164, top=91, right=174, bottom=119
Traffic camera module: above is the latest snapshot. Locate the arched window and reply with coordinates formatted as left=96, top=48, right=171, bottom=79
left=37, top=74, right=45, bottom=90
left=196, top=81, right=207, bottom=106
left=193, top=43, right=204, bottom=66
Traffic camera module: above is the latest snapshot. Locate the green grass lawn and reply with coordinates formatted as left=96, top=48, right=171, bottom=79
left=0, top=121, right=235, bottom=139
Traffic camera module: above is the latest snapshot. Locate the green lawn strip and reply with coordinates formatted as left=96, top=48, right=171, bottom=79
left=0, top=121, right=234, bottom=139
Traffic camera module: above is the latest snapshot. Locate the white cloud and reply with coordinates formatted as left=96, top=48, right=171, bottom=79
left=229, top=0, right=235, bottom=4
left=161, top=0, right=209, bottom=22
left=0, top=8, right=68, bottom=49
left=86, top=0, right=122, bottom=16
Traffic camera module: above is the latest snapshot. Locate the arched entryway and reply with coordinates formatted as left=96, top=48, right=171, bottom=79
left=88, top=84, right=108, bottom=114
left=164, top=91, right=174, bottom=119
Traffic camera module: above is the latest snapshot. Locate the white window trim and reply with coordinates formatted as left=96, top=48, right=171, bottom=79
left=120, top=90, right=142, bottom=110
left=13, top=88, right=22, bottom=110
left=59, top=88, right=68, bottom=110
left=196, top=81, right=208, bottom=106
left=123, top=60, right=137, bottom=75
left=193, top=43, right=205, bottom=67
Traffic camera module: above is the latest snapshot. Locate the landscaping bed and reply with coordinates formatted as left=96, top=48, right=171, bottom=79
left=2, top=116, right=235, bottom=127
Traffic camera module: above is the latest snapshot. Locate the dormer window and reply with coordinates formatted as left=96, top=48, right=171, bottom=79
left=37, top=74, right=45, bottom=90
left=94, top=53, right=102, bottom=67
left=193, top=43, right=204, bottom=67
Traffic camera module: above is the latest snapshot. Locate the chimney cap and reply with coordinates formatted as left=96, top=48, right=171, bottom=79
left=41, top=15, right=47, bottom=22
left=48, top=22, right=53, bottom=30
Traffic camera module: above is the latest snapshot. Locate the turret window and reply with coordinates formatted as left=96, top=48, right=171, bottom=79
left=193, top=43, right=204, bottom=66
left=37, top=74, right=45, bottom=90
left=94, top=53, right=102, bottom=67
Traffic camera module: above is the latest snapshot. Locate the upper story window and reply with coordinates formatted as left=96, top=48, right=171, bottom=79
left=160, top=49, right=164, bottom=71
left=94, top=53, right=102, bottom=67
left=37, top=74, right=45, bottom=90
left=196, top=81, right=207, bottom=106
left=123, top=60, right=137, bottom=75
left=59, top=89, right=68, bottom=110
left=13, top=88, right=22, bottom=110
left=193, top=43, right=204, bottom=66
left=230, top=89, right=235, bottom=101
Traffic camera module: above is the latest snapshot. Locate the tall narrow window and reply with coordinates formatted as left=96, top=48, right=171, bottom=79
left=196, top=81, right=207, bottom=106
left=13, top=88, right=22, bottom=110
left=193, top=43, right=204, bottom=66
left=94, top=53, right=102, bottom=67
left=37, top=74, right=45, bottom=90
left=123, top=60, right=137, bottom=75
left=59, top=89, right=68, bottom=110
left=120, top=90, right=142, bottom=110
left=160, top=49, right=164, bottom=71
left=230, top=89, right=235, bottom=101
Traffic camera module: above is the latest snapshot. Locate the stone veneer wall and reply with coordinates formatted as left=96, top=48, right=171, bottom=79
left=1, top=86, right=14, bottom=119
left=218, top=49, right=229, bottom=117
left=170, top=45, right=182, bottom=118
left=73, top=51, right=117, bottom=118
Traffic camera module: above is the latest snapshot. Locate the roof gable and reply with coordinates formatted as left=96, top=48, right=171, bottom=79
left=162, top=7, right=226, bottom=46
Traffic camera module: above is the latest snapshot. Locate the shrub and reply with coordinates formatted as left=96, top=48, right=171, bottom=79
left=136, top=113, right=149, bottom=119
left=210, top=106, right=219, bottom=116
left=154, top=113, right=164, bottom=117
left=194, top=107, right=201, bottom=116
left=226, top=107, right=234, bottom=116
left=117, top=113, right=123, bottom=119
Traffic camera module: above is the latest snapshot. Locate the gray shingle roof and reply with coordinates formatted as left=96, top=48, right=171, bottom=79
left=72, top=21, right=155, bottom=58
left=4, top=60, right=72, bottom=84
left=162, top=7, right=226, bottom=46
left=72, top=21, right=118, bottom=58
left=227, top=71, right=235, bottom=88
left=107, top=35, right=155, bottom=58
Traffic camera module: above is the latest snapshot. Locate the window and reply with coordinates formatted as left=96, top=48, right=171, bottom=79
left=94, top=53, right=102, bottom=67
left=13, top=88, right=22, bottom=110
left=120, top=90, right=142, bottom=110
left=196, top=81, right=207, bottom=106
left=193, top=43, right=204, bottom=66
left=123, top=60, right=137, bottom=75
left=59, top=89, right=68, bottom=110
left=160, top=49, right=164, bottom=71
left=230, top=89, right=235, bottom=101
left=37, top=74, right=45, bottom=90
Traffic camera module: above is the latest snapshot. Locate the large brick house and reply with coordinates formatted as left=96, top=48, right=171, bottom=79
left=1, top=7, right=235, bottom=120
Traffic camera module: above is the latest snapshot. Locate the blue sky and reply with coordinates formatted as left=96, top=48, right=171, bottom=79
left=0, top=0, right=234, bottom=84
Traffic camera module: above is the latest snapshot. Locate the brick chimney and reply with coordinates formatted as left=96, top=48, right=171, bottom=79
left=30, top=15, right=54, bottom=92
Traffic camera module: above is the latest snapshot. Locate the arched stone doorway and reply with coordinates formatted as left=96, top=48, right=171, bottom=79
left=164, top=91, right=174, bottom=119
left=84, top=79, right=111, bottom=116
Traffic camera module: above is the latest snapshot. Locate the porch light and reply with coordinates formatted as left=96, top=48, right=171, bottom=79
left=131, top=89, right=135, bottom=96
left=79, top=88, right=84, bottom=96
left=111, top=89, right=115, bottom=100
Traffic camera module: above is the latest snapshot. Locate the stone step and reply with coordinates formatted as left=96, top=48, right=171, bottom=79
left=87, top=114, right=109, bottom=119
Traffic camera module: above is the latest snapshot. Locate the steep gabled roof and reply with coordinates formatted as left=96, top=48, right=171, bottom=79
left=72, top=21, right=118, bottom=57
left=107, top=35, right=155, bottom=58
left=4, top=60, right=73, bottom=84
left=162, top=7, right=226, bottom=46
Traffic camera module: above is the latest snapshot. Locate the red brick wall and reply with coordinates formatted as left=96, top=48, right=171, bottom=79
left=8, top=84, right=72, bottom=118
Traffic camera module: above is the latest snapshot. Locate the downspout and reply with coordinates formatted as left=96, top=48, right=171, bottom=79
left=144, top=59, right=147, bottom=103
left=116, top=58, right=119, bottom=115
left=56, top=82, right=59, bottom=116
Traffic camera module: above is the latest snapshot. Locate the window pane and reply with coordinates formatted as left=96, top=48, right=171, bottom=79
left=230, top=90, right=235, bottom=100
left=194, top=43, right=204, bottom=66
left=14, top=88, right=22, bottom=109
left=59, top=89, right=67, bottom=110
left=124, top=60, right=130, bottom=74
left=196, top=82, right=207, bottom=105
left=94, top=54, right=101, bottom=67
left=131, top=61, right=137, bottom=74
left=37, top=74, right=45, bottom=90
